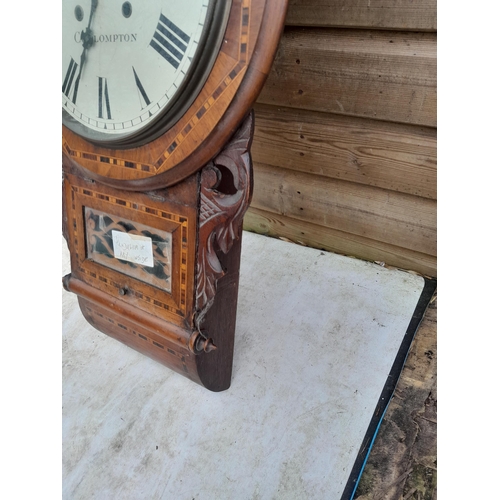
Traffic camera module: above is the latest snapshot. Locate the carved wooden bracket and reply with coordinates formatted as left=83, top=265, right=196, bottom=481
left=195, top=112, right=254, bottom=330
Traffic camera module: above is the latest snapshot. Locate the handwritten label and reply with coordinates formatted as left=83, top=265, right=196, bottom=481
left=112, top=231, right=154, bottom=268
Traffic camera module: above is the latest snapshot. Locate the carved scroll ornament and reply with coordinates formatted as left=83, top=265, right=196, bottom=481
left=195, top=112, right=254, bottom=330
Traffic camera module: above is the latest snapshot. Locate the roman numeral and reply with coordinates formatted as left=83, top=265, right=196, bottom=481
left=150, top=14, right=190, bottom=69
left=98, top=77, right=112, bottom=119
left=62, top=58, right=78, bottom=103
left=132, top=67, right=151, bottom=108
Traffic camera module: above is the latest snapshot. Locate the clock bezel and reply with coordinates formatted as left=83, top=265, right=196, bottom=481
left=62, top=0, right=231, bottom=148
left=62, top=0, right=289, bottom=191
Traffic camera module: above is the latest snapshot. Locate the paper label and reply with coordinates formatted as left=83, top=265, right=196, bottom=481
left=112, top=230, right=154, bottom=268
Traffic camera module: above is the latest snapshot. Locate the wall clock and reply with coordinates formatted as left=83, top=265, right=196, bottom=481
left=62, top=0, right=289, bottom=391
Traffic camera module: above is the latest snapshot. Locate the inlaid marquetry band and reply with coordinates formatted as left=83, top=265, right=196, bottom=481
left=70, top=184, right=189, bottom=317
left=81, top=301, right=191, bottom=374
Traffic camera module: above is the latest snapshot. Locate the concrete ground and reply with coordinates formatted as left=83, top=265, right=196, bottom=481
left=62, top=231, right=425, bottom=499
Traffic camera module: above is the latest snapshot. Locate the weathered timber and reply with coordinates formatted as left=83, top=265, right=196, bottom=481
left=250, top=163, right=437, bottom=257
left=285, top=0, right=437, bottom=32
left=258, top=28, right=437, bottom=127
left=253, top=103, right=437, bottom=199
left=243, top=207, right=437, bottom=277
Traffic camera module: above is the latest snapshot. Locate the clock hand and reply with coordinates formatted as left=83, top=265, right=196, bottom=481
left=72, top=0, right=99, bottom=103
left=82, top=0, right=98, bottom=50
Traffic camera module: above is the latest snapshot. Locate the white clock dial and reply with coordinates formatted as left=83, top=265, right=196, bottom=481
left=62, top=0, right=228, bottom=145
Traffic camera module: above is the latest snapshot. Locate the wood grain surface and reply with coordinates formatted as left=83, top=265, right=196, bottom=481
left=253, top=104, right=437, bottom=199
left=258, top=28, right=437, bottom=127
left=250, top=163, right=436, bottom=257
left=285, top=0, right=437, bottom=31
left=248, top=0, right=437, bottom=277
left=244, top=208, right=437, bottom=277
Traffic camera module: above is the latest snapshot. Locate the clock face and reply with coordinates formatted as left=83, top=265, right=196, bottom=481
left=62, top=0, right=229, bottom=146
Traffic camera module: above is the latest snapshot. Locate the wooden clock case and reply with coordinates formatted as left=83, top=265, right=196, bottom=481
left=62, top=0, right=289, bottom=392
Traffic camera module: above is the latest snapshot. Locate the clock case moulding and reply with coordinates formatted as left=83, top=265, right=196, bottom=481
left=62, top=0, right=289, bottom=392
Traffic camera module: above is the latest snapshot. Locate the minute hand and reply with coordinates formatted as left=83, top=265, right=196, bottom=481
left=72, top=0, right=98, bottom=104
